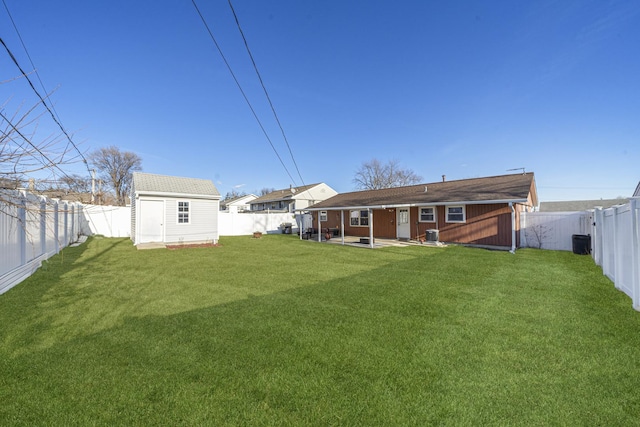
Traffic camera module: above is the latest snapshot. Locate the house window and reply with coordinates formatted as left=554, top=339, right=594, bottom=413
left=350, top=210, right=369, bottom=226
left=320, top=211, right=327, bottom=222
left=178, top=201, right=190, bottom=224
left=446, top=205, right=465, bottom=223
left=420, top=207, right=435, bottom=222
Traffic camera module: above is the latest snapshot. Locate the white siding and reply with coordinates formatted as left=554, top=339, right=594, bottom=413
left=163, top=197, right=219, bottom=244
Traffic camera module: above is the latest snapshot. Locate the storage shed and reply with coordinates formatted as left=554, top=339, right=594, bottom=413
left=131, top=172, right=220, bottom=246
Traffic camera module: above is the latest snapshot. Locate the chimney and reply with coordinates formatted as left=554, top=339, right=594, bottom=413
left=442, top=175, right=446, bottom=182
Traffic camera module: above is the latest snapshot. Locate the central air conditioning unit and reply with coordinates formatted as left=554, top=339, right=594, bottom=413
left=426, top=229, right=439, bottom=242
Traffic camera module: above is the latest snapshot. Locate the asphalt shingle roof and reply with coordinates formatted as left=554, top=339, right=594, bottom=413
left=132, top=172, right=220, bottom=197
left=309, top=173, right=536, bottom=209
left=251, top=183, right=321, bottom=203
left=539, top=199, right=628, bottom=212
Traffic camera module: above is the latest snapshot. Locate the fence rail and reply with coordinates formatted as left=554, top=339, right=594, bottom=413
left=1, top=190, right=82, bottom=294
left=521, top=199, right=640, bottom=310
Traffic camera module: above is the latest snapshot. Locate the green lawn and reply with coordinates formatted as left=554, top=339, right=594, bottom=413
left=1, top=235, right=639, bottom=425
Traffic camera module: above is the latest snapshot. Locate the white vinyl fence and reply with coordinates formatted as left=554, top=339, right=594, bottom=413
left=521, top=199, right=640, bottom=310
left=218, top=211, right=302, bottom=236
left=520, top=211, right=594, bottom=251
left=80, top=204, right=131, bottom=237
left=592, top=199, right=640, bottom=310
left=1, top=190, right=82, bottom=294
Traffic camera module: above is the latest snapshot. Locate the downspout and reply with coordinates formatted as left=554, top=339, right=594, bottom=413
left=340, top=210, right=345, bottom=245
left=369, top=208, right=374, bottom=248
left=510, top=202, right=516, bottom=254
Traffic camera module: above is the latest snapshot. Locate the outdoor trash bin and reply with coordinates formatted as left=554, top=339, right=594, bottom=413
left=572, top=234, right=591, bottom=255
left=282, top=223, right=292, bottom=234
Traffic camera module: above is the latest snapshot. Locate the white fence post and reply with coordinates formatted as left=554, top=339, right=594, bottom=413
left=631, top=198, right=640, bottom=310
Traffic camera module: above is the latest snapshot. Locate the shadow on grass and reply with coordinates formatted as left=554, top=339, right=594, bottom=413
left=2, top=242, right=640, bottom=425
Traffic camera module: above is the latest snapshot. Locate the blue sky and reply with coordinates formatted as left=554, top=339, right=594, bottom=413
left=2, top=0, right=638, bottom=201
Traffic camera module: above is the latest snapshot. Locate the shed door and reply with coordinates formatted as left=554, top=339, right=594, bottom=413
left=139, top=200, right=164, bottom=243
left=397, top=208, right=410, bottom=240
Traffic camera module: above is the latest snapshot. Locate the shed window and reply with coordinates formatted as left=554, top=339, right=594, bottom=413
left=446, top=205, right=465, bottom=223
left=419, top=207, right=435, bottom=222
left=178, top=201, right=190, bottom=224
left=350, top=210, right=369, bottom=227
left=320, top=211, right=327, bottom=222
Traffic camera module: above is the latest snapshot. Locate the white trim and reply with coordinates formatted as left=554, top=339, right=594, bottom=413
left=135, top=190, right=220, bottom=200
left=177, top=200, right=190, bottom=224
left=418, top=206, right=436, bottom=222
left=446, top=205, right=466, bottom=223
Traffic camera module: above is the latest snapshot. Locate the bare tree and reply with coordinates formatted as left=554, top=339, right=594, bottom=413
left=353, top=159, right=422, bottom=190
left=259, top=187, right=275, bottom=196
left=223, top=189, right=247, bottom=201
left=1, top=94, right=84, bottom=210
left=88, top=146, right=142, bottom=206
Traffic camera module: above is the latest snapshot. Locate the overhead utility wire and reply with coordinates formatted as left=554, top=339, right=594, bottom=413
left=0, top=36, right=91, bottom=174
left=2, top=0, right=64, bottom=129
left=190, top=0, right=297, bottom=186
left=0, top=109, right=76, bottom=182
left=227, top=0, right=306, bottom=188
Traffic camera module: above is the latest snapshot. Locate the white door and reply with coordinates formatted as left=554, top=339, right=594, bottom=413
left=139, top=200, right=164, bottom=243
left=397, top=208, right=410, bottom=240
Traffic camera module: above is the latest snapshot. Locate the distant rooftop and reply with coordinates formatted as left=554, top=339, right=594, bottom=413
left=539, top=199, right=628, bottom=212
left=133, top=172, right=219, bottom=197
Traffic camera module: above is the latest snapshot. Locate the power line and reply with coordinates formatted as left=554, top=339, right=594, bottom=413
left=190, top=0, right=298, bottom=186
left=0, top=35, right=91, bottom=175
left=227, top=0, right=306, bottom=188
left=0, top=109, right=75, bottom=183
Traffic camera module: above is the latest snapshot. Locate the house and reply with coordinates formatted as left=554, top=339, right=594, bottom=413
left=249, top=183, right=337, bottom=213
left=539, top=199, right=628, bottom=212
left=131, top=172, right=220, bottom=246
left=305, top=173, right=538, bottom=251
left=220, top=194, right=257, bottom=213
left=634, top=181, right=640, bottom=197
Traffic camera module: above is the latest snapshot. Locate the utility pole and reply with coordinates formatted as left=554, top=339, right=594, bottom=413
left=91, top=169, right=96, bottom=204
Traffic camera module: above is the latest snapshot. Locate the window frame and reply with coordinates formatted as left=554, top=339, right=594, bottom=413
left=446, top=205, right=466, bottom=223
left=177, top=200, right=190, bottom=224
left=349, top=209, right=369, bottom=227
left=419, top=207, right=436, bottom=222
left=320, top=211, right=327, bottom=222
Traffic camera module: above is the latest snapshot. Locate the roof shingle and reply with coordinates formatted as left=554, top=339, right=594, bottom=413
left=132, top=172, right=220, bottom=197
left=309, top=173, right=536, bottom=209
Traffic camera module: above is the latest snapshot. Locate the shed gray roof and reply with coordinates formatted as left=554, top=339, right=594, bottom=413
left=308, top=173, right=536, bottom=210
left=132, top=172, right=220, bottom=197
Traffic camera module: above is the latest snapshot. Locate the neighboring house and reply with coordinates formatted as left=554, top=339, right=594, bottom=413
left=634, top=181, right=640, bottom=197
left=131, top=172, right=220, bottom=246
left=306, top=173, right=538, bottom=250
left=249, top=183, right=337, bottom=213
left=220, top=194, right=257, bottom=213
left=539, top=199, right=628, bottom=212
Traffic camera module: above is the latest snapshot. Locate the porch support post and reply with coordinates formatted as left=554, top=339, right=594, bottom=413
left=340, top=210, right=345, bottom=245
left=369, top=208, right=374, bottom=248
left=509, top=202, right=516, bottom=254
left=317, top=212, right=321, bottom=242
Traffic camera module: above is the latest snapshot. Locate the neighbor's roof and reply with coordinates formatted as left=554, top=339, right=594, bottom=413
left=307, top=173, right=537, bottom=210
left=539, top=198, right=628, bottom=212
left=634, top=181, right=640, bottom=197
left=250, top=183, right=322, bottom=203
left=132, top=172, right=220, bottom=197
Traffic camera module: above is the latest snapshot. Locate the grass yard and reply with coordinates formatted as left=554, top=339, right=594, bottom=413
left=1, top=235, right=640, bottom=425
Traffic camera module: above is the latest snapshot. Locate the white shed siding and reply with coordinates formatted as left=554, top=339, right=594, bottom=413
left=164, top=198, right=219, bottom=244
